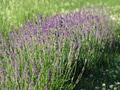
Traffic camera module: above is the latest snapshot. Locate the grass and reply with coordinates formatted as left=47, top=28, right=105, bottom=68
left=0, top=0, right=120, bottom=36
left=0, top=0, right=120, bottom=89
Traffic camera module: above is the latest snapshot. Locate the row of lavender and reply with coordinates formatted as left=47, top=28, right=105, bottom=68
left=0, top=7, right=116, bottom=89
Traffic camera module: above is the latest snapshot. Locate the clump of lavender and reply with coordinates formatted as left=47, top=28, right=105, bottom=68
left=0, top=6, right=115, bottom=89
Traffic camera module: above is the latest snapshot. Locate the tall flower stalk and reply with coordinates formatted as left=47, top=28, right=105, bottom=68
left=0, top=6, right=115, bottom=89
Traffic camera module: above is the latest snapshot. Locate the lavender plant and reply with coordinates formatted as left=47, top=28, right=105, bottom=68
left=0, top=7, right=115, bottom=89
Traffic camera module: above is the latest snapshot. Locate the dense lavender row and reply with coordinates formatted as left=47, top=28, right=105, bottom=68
left=0, top=7, right=115, bottom=89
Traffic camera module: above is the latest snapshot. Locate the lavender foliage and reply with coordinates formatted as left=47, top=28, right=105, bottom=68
left=0, top=7, right=115, bottom=89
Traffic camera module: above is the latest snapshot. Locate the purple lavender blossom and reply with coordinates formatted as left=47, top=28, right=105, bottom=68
left=45, top=85, right=48, bottom=90
left=38, top=70, right=42, bottom=80
left=0, top=49, right=5, bottom=56
left=0, top=6, right=115, bottom=89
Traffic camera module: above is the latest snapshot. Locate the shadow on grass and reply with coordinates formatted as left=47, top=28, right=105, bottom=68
left=74, top=34, right=120, bottom=90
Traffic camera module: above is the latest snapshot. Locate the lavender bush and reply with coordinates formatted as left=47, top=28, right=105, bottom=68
left=0, top=7, right=116, bottom=89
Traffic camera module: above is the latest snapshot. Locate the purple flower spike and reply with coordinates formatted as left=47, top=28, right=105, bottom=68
left=12, top=61, right=15, bottom=68
left=0, top=6, right=115, bottom=89
left=45, top=85, right=48, bottom=90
